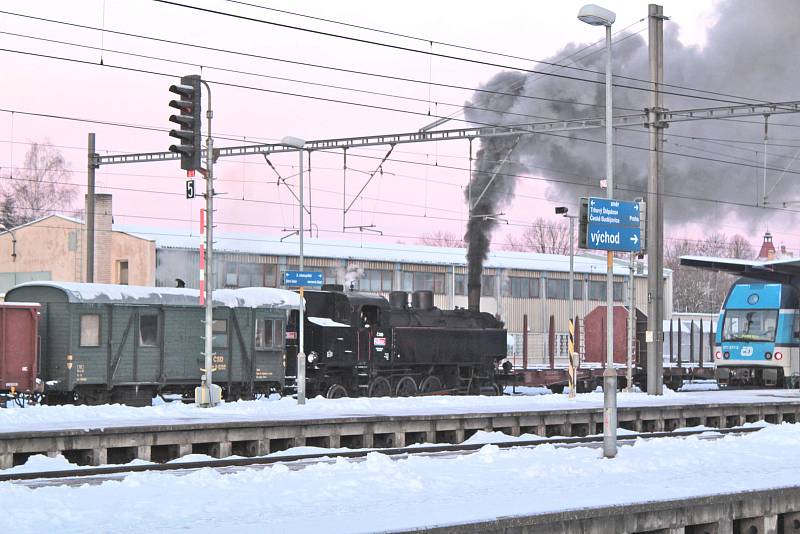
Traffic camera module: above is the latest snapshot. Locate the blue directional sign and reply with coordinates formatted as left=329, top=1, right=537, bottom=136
left=585, top=223, right=641, bottom=252
left=580, top=197, right=644, bottom=253
left=284, top=270, right=323, bottom=288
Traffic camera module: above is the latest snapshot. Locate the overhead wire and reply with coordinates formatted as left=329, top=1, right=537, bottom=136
left=0, top=6, right=784, bottom=107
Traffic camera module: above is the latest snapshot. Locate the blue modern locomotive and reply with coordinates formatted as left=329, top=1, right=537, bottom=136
left=714, top=280, right=799, bottom=387
left=681, top=255, right=800, bottom=388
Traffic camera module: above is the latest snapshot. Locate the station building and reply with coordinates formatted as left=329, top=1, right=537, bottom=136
left=0, top=197, right=673, bottom=364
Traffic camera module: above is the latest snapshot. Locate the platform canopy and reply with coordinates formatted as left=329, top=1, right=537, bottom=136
left=680, top=255, right=800, bottom=281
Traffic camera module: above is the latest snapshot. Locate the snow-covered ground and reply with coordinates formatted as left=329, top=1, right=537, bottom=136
left=1, top=423, right=799, bottom=533
left=1, top=389, right=798, bottom=433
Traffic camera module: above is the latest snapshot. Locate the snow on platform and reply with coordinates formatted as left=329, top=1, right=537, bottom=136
left=2, top=423, right=800, bottom=533
left=1, top=389, right=798, bottom=434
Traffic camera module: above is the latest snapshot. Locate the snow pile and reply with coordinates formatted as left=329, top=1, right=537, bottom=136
left=2, top=424, right=800, bottom=533
left=678, top=380, right=720, bottom=392
left=2, top=389, right=798, bottom=434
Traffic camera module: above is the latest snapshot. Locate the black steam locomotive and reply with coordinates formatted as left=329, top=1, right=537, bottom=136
left=287, top=286, right=508, bottom=398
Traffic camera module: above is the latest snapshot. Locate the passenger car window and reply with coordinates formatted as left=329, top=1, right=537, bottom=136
left=80, top=314, right=101, bottom=347
left=212, top=319, right=228, bottom=349
left=255, top=318, right=274, bottom=349
left=139, top=314, right=159, bottom=347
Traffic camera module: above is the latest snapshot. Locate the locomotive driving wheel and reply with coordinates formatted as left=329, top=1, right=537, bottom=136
left=395, top=376, right=418, bottom=397
left=419, top=376, right=443, bottom=394
left=368, top=377, right=392, bottom=397
left=326, top=384, right=349, bottom=399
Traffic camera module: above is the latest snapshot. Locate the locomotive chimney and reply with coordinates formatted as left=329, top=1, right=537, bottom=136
left=467, top=280, right=481, bottom=312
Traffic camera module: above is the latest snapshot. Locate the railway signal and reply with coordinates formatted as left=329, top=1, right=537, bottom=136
left=168, top=75, right=202, bottom=172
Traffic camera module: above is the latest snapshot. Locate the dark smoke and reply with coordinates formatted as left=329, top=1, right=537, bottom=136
left=463, top=0, right=800, bottom=272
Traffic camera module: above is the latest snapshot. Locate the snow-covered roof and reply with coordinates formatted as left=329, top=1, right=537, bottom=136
left=0, top=214, right=83, bottom=236
left=116, top=225, right=663, bottom=278
left=6, top=282, right=303, bottom=310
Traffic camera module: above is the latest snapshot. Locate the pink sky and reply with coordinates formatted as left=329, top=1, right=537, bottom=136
left=2, top=0, right=786, bottom=255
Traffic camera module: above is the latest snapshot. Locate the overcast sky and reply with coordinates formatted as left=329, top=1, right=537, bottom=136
left=6, top=0, right=795, bottom=255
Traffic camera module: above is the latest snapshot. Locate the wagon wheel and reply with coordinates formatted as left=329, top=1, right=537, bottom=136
left=368, top=377, right=392, bottom=398
left=419, top=375, right=443, bottom=394
left=326, top=384, right=349, bottom=399
left=395, top=376, right=418, bottom=397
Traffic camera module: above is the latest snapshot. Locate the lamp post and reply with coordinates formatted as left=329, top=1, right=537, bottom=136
left=555, top=207, right=578, bottom=398
left=578, top=2, right=617, bottom=459
left=281, top=136, right=307, bottom=405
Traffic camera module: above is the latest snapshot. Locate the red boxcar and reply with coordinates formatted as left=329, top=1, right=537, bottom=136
left=0, top=302, right=40, bottom=394
left=583, top=305, right=646, bottom=365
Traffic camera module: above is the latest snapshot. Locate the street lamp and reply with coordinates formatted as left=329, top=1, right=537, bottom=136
left=578, top=3, right=617, bottom=459
left=281, top=135, right=308, bottom=405
left=555, top=207, right=577, bottom=399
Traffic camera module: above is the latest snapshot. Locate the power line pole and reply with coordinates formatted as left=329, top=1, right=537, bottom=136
left=198, top=80, right=220, bottom=407
left=646, top=3, right=666, bottom=395
left=86, top=132, right=97, bottom=283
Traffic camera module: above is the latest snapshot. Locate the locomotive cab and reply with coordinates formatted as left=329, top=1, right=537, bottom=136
left=715, top=279, right=800, bottom=388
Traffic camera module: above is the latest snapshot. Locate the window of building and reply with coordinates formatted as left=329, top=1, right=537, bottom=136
left=117, top=260, right=129, bottom=285
left=588, top=281, right=606, bottom=301
left=139, top=314, right=160, bottom=347
left=613, top=282, right=624, bottom=302
left=238, top=263, right=263, bottom=287
left=573, top=280, right=583, bottom=300
left=320, top=267, right=339, bottom=286
left=546, top=279, right=569, bottom=299
left=360, top=269, right=393, bottom=292
left=507, top=277, right=540, bottom=298
left=224, top=263, right=278, bottom=288
left=80, top=314, right=100, bottom=347
left=212, top=319, right=228, bottom=349
left=401, top=272, right=445, bottom=294
left=481, top=274, right=496, bottom=297
left=255, top=318, right=275, bottom=349
left=454, top=274, right=467, bottom=296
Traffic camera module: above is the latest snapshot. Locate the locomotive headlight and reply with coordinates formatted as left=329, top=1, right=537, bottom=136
left=765, top=352, right=773, bottom=360
left=723, top=352, right=730, bottom=359
left=307, top=351, right=318, bottom=364
left=775, top=351, right=784, bottom=360
left=715, top=351, right=722, bottom=360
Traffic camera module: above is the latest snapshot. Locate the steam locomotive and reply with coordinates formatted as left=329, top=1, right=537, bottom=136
left=287, top=286, right=508, bottom=398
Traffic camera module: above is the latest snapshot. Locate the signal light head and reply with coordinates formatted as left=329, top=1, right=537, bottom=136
left=775, top=351, right=783, bottom=360
left=168, top=74, right=202, bottom=172
left=169, top=83, right=195, bottom=100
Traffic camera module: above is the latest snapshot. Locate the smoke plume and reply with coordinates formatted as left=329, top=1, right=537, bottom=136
left=463, top=0, right=800, bottom=270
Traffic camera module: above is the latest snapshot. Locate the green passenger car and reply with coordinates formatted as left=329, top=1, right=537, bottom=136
left=4, top=282, right=303, bottom=406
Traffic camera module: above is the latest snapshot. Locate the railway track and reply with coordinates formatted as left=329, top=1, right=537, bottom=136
left=1, top=426, right=763, bottom=488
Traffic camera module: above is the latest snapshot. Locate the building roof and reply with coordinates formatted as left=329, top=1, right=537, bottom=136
left=116, top=225, right=663, bottom=278
left=0, top=214, right=83, bottom=236
left=6, top=281, right=303, bottom=309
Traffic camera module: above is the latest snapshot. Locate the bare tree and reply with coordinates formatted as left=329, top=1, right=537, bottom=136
left=728, top=234, right=754, bottom=259
left=419, top=230, right=464, bottom=248
left=507, top=218, right=572, bottom=254
left=667, top=233, right=754, bottom=313
left=2, top=142, right=76, bottom=225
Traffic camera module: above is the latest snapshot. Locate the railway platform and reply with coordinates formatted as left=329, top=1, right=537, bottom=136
left=1, top=389, right=798, bottom=469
